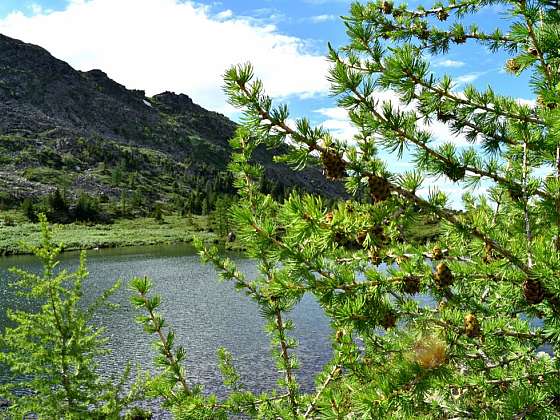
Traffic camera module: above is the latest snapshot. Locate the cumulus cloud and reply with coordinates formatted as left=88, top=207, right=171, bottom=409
left=29, top=3, right=46, bottom=15
left=314, top=107, right=358, bottom=141
left=433, top=59, right=465, bottom=68
left=0, top=0, right=330, bottom=114
left=422, top=120, right=473, bottom=147
left=516, top=98, right=536, bottom=108
left=455, top=72, right=483, bottom=85
left=307, top=14, right=336, bottom=23
left=314, top=89, right=473, bottom=147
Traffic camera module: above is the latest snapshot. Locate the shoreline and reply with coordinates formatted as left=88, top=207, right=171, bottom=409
left=0, top=214, right=226, bottom=257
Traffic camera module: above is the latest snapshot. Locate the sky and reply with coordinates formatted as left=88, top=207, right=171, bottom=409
left=0, top=0, right=536, bottom=205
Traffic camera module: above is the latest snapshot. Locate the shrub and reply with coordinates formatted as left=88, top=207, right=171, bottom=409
left=151, top=203, right=164, bottom=223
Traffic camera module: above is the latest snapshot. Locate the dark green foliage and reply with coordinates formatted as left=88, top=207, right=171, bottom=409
left=2, top=214, right=15, bottom=226
left=201, top=197, right=209, bottom=215
left=33, top=190, right=109, bottom=224
left=120, top=192, right=128, bottom=217
left=212, top=195, right=234, bottom=237
left=48, top=188, right=68, bottom=214
left=20, top=197, right=37, bottom=222
left=152, top=203, right=164, bottom=223
left=75, top=192, right=102, bottom=222
left=42, top=188, right=76, bottom=223
left=111, top=160, right=126, bottom=186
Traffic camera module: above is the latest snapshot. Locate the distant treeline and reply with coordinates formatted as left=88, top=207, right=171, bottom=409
left=15, top=170, right=302, bottom=225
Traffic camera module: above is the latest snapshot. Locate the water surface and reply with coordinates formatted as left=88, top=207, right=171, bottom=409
left=0, top=244, right=332, bottom=413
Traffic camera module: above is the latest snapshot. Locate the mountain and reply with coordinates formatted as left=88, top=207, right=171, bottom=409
left=0, top=33, right=343, bottom=215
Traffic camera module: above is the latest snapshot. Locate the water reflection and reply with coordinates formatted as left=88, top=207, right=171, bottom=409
left=0, top=244, right=332, bottom=412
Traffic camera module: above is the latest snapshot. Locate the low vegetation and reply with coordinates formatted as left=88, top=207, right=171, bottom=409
left=0, top=212, right=218, bottom=255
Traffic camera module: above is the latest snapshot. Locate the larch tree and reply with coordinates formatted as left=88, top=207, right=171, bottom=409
left=133, top=0, right=560, bottom=417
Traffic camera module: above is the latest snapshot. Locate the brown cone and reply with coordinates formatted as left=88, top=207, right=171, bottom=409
left=368, top=248, right=381, bottom=265
left=483, top=241, right=494, bottom=263
left=368, top=175, right=391, bottom=203
left=436, top=9, right=448, bottom=21
left=537, top=96, right=557, bottom=110
left=356, top=231, right=368, bottom=246
left=321, top=150, right=346, bottom=180
left=402, top=275, right=421, bottom=294
left=432, top=246, right=444, bottom=260
left=454, top=34, right=467, bottom=44
left=464, top=313, right=481, bottom=338
left=434, top=263, right=453, bottom=288
left=381, top=1, right=393, bottom=14
left=382, top=310, right=397, bottom=330
left=523, top=279, right=545, bottom=305
left=505, top=59, right=521, bottom=74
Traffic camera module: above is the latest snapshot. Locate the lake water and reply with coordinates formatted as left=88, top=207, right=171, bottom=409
left=0, top=244, right=332, bottom=416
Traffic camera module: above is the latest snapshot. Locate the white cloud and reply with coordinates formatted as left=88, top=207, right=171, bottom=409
left=0, top=0, right=330, bottom=114
left=516, top=98, right=536, bottom=108
left=215, top=9, right=233, bottom=20
left=455, top=73, right=482, bottom=85
left=308, top=14, right=336, bottom=23
left=313, top=90, right=473, bottom=147
left=314, top=107, right=357, bottom=141
left=421, top=120, right=472, bottom=147
left=241, top=8, right=287, bottom=25
left=314, top=107, right=348, bottom=121
left=533, top=165, right=553, bottom=179
left=433, top=59, right=465, bottom=68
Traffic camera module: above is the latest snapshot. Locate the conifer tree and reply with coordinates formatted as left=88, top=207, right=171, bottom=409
left=129, top=0, right=560, bottom=417
left=213, top=195, right=234, bottom=237
left=21, top=197, right=37, bottom=222
left=0, top=215, right=145, bottom=418
left=203, top=0, right=560, bottom=417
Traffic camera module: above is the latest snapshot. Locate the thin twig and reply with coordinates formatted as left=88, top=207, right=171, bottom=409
left=522, top=141, right=534, bottom=268
left=303, top=365, right=342, bottom=418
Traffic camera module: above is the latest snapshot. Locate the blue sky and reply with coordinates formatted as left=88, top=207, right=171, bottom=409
left=0, top=1, right=535, bottom=204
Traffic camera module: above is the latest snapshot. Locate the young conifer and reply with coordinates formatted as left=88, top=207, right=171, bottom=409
left=0, top=214, right=144, bottom=418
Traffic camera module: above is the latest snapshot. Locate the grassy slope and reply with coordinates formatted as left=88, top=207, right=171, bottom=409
left=0, top=211, right=219, bottom=255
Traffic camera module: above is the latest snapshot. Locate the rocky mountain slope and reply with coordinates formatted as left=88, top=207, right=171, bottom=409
left=0, top=33, right=343, bottom=209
